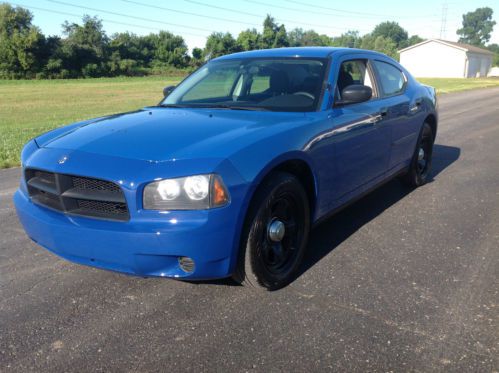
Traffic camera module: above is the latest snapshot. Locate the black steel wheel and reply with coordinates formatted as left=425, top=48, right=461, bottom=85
left=402, top=122, right=434, bottom=187
left=233, top=172, right=310, bottom=291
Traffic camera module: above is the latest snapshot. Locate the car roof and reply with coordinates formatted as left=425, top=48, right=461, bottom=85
left=212, top=47, right=381, bottom=61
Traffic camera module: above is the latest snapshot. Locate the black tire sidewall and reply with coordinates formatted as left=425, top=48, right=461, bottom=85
left=236, top=172, right=310, bottom=290
left=406, top=122, right=434, bottom=187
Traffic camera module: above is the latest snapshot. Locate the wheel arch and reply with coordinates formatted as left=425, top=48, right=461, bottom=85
left=234, top=152, right=318, bottom=243
left=230, top=153, right=318, bottom=277
left=268, top=159, right=317, bottom=219
left=250, top=153, right=317, bottom=219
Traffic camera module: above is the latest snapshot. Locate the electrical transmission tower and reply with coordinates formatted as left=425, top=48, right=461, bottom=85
left=440, top=2, right=448, bottom=39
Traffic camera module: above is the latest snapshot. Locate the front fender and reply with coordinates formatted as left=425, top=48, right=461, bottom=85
left=227, top=150, right=317, bottom=270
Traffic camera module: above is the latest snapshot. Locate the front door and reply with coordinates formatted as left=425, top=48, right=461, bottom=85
left=328, top=59, right=391, bottom=200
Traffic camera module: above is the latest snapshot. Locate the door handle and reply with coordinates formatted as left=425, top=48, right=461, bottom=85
left=410, top=99, right=422, bottom=113
left=370, top=114, right=383, bottom=124
left=371, top=108, right=388, bottom=124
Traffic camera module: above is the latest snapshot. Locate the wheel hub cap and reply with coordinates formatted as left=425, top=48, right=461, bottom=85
left=268, top=220, right=286, bottom=242
left=418, top=147, right=425, bottom=161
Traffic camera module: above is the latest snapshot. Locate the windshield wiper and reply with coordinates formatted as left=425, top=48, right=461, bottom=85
left=158, top=104, right=192, bottom=108
left=158, top=103, right=269, bottom=111
left=202, top=104, right=269, bottom=111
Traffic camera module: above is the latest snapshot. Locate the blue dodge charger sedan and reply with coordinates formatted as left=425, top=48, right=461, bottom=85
left=14, top=47, right=437, bottom=290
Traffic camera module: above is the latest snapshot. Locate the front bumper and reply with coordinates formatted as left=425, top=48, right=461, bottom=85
left=14, top=188, right=241, bottom=280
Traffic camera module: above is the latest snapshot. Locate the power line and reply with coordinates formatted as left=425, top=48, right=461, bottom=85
left=184, top=0, right=263, bottom=19
left=44, top=0, right=215, bottom=33
left=45, top=0, right=366, bottom=39
left=9, top=2, right=208, bottom=38
left=246, top=0, right=442, bottom=21
left=245, top=0, right=350, bottom=19
left=120, top=0, right=258, bottom=27
left=183, top=0, right=372, bottom=32
left=285, top=0, right=441, bottom=19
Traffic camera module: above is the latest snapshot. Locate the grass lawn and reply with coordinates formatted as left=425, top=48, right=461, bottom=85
left=0, top=76, right=181, bottom=168
left=418, top=77, right=499, bottom=94
left=1, top=75, right=499, bottom=168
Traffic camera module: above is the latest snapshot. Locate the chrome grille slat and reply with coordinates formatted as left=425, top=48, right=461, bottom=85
left=24, top=169, right=129, bottom=221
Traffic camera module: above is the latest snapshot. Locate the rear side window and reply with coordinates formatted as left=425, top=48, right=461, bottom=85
left=373, top=60, right=406, bottom=97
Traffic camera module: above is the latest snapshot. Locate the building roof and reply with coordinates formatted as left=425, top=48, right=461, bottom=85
left=399, top=39, right=494, bottom=55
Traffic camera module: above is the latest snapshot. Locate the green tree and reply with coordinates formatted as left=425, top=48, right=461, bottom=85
left=190, top=47, right=203, bottom=66
left=204, top=32, right=240, bottom=58
left=260, top=15, right=288, bottom=49
left=237, top=28, right=260, bottom=51
left=406, top=35, right=424, bottom=47
left=288, top=28, right=330, bottom=46
left=110, top=32, right=149, bottom=63
left=108, top=32, right=150, bottom=75
left=192, top=47, right=203, bottom=60
left=371, top=21, right=408, bottom=48
left=59, top=15, right=109, bottom=77
left=457, top=7, right=496, bottom=46
left=373, top=36, right=398, bottom=59
left=0, top=3, right=46, bottom=78
left=487, top=43, right=499, bottom=66
left=359, top=34, right=398, bottom=59
left=148, top=31, right=188, bottom=69
left=330, top=30, right=361, bottom=48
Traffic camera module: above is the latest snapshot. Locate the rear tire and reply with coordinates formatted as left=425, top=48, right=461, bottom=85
left=233, top=172, right=310, bottom=291
left=401, top=122, right=434, bottom=187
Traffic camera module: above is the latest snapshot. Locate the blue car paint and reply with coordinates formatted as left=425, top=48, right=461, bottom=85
left=14, top=47, right=437, bottom=279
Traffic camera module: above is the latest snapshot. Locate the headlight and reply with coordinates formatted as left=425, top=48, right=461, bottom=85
left=143, top=174, right=230, bottom=210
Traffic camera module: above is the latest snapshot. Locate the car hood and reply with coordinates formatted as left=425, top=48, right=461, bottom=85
left=40, top=107, right=307, bottom=162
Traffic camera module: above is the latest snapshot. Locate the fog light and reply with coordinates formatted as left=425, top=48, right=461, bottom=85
left=178, top=256, right=195, bottom=273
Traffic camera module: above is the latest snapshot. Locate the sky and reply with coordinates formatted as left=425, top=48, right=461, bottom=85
left=7, top=0, right=499, bottom=51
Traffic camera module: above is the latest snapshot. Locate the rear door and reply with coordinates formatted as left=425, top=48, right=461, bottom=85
left=371, top=60, right=420, bottom=171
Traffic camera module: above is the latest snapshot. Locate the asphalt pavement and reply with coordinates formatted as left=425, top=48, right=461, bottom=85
left=1, top=88, right=498, bottom=372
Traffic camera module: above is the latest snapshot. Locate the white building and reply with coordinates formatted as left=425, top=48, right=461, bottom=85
left=399, top=39, right=494, bottom=78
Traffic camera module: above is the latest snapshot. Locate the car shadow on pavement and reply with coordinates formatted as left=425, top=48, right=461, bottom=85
left=295, top=143, right=461, bottom=280
left=195, top=144, right=460, bottom=288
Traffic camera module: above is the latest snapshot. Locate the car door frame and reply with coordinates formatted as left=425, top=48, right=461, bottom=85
left=317, top=52, right=393, bottom=209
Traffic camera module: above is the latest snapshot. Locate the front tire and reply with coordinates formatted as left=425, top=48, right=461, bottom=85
left=233, top=172, right=310, bottom=291
left=402, top=122, right=434, bottom=187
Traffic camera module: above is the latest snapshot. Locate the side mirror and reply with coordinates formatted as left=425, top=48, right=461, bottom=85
left=163, top=85, right=176, bottom=98
left=336, top=84, right=372, bottom=106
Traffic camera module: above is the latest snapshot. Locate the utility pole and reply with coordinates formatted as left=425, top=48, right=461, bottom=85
left=440, top=2, right=448, bottom=39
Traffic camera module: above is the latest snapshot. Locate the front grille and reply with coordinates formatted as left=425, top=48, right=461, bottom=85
left=76, top=199, right=128, bottom=216
left=72, top=176, right=121, bottom=193
left=25, top=168, right=129, bottom=221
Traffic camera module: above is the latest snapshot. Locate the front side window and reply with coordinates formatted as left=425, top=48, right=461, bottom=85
left=336, top=59, right=375, bottom=101
left=161, top=58, right=327, bottom=112
left=373, top=60, right=406, bottom=97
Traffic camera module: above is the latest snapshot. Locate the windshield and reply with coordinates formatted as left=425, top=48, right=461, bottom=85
left=161, top=58, right=328, bottom=112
